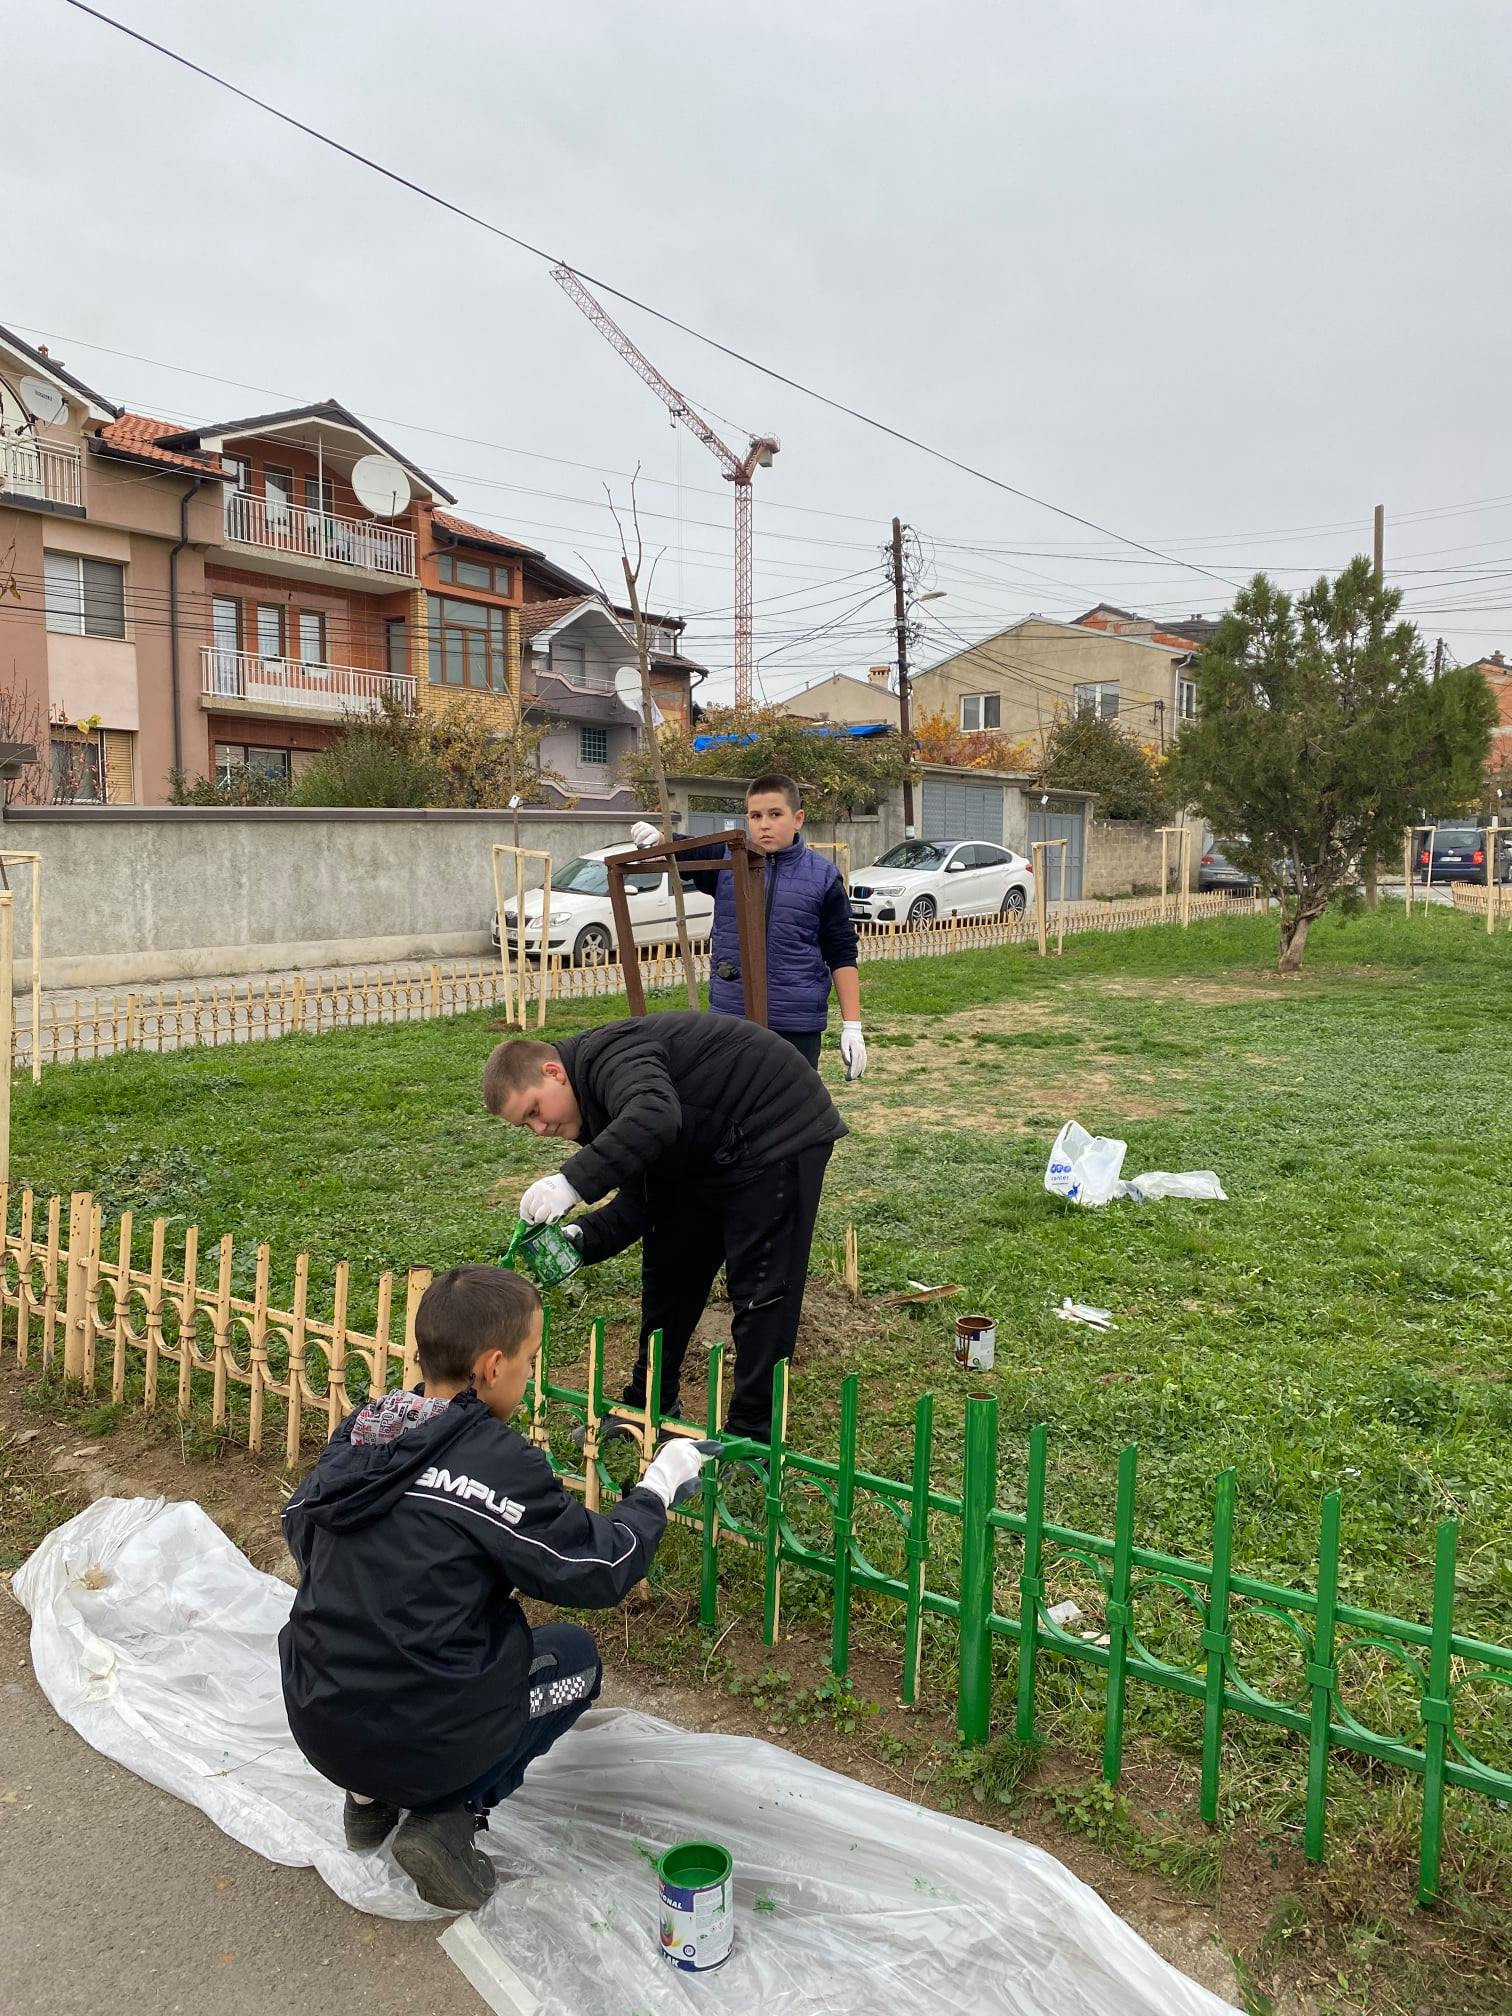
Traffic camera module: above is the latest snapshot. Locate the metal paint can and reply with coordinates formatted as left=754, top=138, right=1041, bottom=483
left=501, top=1218, right=582, bottom=1290
left=954, top=1313, right=996, bottom=1372
left=656, top=1839, right=734, bottom=1972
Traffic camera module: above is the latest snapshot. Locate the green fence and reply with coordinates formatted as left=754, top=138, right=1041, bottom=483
left=537, top=1315, right=1512, bottom=1906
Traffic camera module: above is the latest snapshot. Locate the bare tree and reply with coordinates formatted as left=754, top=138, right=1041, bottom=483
left=602, top=475, right=699, bottom=1009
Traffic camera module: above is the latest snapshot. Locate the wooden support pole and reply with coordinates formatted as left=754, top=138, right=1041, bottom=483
left=1402, top=828, right=1414, bottom=919
left=1487, top=818, right=1499, bottom=936
left=843, top=1223, right=860, bottom=1298
left=0, top=894, right=11, bottom=1184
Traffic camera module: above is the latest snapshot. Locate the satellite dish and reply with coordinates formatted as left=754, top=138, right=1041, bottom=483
left=615, top=664, right=664, bottom=729
left=350, top=454, right=411, bottom=517
left=18, top=376, right=68, bottom=426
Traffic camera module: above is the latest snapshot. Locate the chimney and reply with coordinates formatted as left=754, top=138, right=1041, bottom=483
left=867, top=665, right=891, bottom=687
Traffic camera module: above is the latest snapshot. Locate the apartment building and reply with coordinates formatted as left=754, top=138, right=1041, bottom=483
left=1, top=322, right=704, bottom=808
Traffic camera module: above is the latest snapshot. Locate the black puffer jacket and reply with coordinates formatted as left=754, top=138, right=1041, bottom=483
left=557, top=1012, right=847, bottom=1263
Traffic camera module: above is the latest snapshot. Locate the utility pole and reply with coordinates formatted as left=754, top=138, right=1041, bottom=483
left=1432, top=636, right=1444, bottom=680
left=1373, top=503, right=1385, bottom=582
left=892, top=516, right=915, bottom=833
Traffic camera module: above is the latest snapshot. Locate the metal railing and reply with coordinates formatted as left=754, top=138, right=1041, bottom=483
left=0, top=437, right=83, bottom=509
left=200, top=646, right=416, bottom=718
left=5, top=1185, right=1506, bottom=1905
left=222, top=491, right=416, bottom=577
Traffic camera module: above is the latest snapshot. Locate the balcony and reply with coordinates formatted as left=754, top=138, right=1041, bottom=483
left=222, top=491, right=416, bottom=579
left=0, top=437, right=83, bottom=511
left=201, top=647, right=416, bottom=719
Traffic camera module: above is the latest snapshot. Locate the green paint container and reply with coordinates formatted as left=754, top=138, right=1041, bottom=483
left=501, top=1218, right=582, bottom=1290
left=656, top=1839, right=734, bottom=1972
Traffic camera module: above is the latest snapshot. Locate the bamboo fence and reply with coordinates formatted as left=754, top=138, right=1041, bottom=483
left=11, top=891, right=1262, bottom=1068
left=3, top=1180, right=1506, bottom=1903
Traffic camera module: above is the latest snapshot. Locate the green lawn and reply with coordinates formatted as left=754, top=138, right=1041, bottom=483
left=11, top=905, right=1511, bottom=1644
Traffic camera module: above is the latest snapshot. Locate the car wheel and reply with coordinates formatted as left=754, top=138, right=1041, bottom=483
left=572, top=924, right=615, bottom=966
left=1000, top=887, right=1026, bottom=918
left=906, top=895, right=937, bottom=928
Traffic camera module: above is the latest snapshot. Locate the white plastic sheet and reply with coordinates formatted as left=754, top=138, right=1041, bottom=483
left=16, top=1499, right=1239, bottom=2016
left=1045, top=1121, right=1227, bottom=1209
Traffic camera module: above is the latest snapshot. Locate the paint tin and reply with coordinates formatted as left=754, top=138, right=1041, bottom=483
left=954, top=1313, right=996, bottom=1372
left=501, top=1218, right=582, bottom=1290
left=656, top=1839, right=734, bottom=1972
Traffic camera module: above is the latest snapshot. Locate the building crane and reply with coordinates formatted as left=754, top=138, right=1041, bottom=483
left=552, top=265, right=779, bottom=713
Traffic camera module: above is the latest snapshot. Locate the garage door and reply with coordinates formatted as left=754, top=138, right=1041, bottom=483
left=1026, top=799, right=1085, bottom=900
left=920, top=776, right=1004, bottom=844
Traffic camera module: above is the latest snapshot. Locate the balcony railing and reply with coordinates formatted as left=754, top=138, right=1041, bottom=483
left=201, top=647, right=416, bottom=718
left=0, top=437, right=83, bottom=509
left=223, top=491, right=416, bottom=577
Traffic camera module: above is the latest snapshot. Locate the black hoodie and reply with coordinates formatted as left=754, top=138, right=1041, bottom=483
left=278, top=1389, right=666, bottom=1807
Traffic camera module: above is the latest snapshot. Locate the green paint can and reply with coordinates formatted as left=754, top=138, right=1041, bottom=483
left=656, top=1839, right=734, bottom=1972
left=501, top=1217, right=582, bottom=1290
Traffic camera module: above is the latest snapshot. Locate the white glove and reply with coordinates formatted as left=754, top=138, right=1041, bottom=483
left=630, top=821, right=662, bottom=849
left=562, top=1223, right=583, bottom=1247
left=839, top=1022, right=868, bottom=1080
left=639, top=1437, right=716, bottom=1509
left=519, top=1173, right=581, bottom=1225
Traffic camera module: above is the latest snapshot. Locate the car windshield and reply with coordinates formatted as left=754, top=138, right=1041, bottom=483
left=874, top=841, right=949, bottom=870
left=552, top=857, right=610, bottom=895
left=1433, top=828, right=1479, bottom=848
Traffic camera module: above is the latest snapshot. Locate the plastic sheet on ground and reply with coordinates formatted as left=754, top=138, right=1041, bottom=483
left=15, top=1498, right=1239, bottom=2016
left=1045, top=1120, right=1227, bottom=1208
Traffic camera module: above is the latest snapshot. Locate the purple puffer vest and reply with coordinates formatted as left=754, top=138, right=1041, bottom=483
left=709, top=838, right=839, bottom=1033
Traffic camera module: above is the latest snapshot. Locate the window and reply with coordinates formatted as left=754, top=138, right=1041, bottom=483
left=959, top=692, right=1001, bottom=731
left=1177, top=676, right=1197, bottom=721
left=303, top=476, right=333, bottom=515
left=438, top=552, right=513, bottom=595
left=43, top=553, right=126, bottom=638
left=579, top=726, right=609, bottom=766
left=216, top=742, right=292, bottom=785
left=255, top=604, right=286, bottom=661
left=427, top=594, right=508, bottom=689
left=263, top=466, right=293, bottom=521
left=51, top=729, right=104, bottom=803
left=223, top=456, right=250, bottom=492
left=297, top=611, right=327, bottom=665
left=1074, top=681, right=1120, bottom=720
left=385, top=617, right=408, bottom=680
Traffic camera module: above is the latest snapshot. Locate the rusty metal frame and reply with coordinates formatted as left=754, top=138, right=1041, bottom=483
left=605, top=829, right=769, bottom=1024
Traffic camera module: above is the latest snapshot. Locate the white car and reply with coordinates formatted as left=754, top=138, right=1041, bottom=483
left=849, top=838, right=1033, bottom=927
left=492, top=847, right=715, bottom=966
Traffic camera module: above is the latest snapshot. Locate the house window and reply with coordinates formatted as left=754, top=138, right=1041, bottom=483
left=297, top=611, right=327, bottom=665
left=385, top=617, right=409, bottom=680
left=959, top=692, right=1001, bottom=731
left=438, top=552, right=512, bottom=595
left=1177, top=676, right=1197, bottom=721
left=255, top=603, right=286, bottom=661
left=223, top=456, right=250, bottom=491
left=216, top=742, right=293, bottom=785
left=1074, top=681, right=1121, bottom=720
left=263, top=466, right=293, bottom=522
left=579, top=726, right=609, bottom=767
left=51, top=729, right=105, bottom=803
left=303, top=475, right=334, bottom=515
left=427, top=594, right=508, bottom=690
left=43, top=553, right=126, bottom=638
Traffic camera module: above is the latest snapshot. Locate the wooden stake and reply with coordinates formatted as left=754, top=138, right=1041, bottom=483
left=844, top=1224, right=860, bottom=1299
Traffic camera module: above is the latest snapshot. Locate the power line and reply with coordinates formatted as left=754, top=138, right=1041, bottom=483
left=60, top=1, right=1241, bottom=592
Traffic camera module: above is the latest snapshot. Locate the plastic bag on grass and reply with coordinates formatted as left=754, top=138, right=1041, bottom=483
left=1117, top=1170, right=1228, bottom=1204
left=1043, top=1119, right=1127, bottom=1207
left=16, top=1498, right=1239, bottom=2016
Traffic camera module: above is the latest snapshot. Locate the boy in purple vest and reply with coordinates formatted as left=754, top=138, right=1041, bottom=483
left=632, top=773, right=867, bottom=1078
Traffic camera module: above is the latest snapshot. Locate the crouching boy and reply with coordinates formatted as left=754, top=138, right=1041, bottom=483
left=278, top=1265, right=710, bottom=1911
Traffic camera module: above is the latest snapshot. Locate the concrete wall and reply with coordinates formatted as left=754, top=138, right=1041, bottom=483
left=1083, top=817, right=1197, bottom=899
left=2, top=803, right=658, bottom=987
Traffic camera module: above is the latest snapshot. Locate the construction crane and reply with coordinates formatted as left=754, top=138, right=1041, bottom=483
left=552, top=265, right=779, bottom=713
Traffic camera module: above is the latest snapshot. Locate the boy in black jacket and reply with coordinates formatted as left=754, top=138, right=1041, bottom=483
left=279, top=1265, right=711, bottom=1911
left=484, top=1011, right=846, bottom=1443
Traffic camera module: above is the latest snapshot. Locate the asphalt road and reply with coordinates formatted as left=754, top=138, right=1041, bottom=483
left=0, top=1595, right=481, bottom=2016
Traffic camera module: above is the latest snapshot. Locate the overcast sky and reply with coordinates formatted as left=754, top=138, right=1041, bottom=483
left=6, top=0, right=1511, bottom=700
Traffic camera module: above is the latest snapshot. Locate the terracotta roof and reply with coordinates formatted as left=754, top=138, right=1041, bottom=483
left=431, top=509, right=541, bottom=558
left=519, top=594, right=613, bottom=644
left=92, top=413, right=231, bottom=478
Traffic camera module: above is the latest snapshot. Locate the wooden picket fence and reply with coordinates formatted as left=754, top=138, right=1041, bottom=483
left=4, top=1178, right=1508, bottom=1905
left=10, top=890, right=1262, bottom=1069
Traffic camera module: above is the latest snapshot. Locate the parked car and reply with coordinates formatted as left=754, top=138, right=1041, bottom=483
left=492, top=848, right=715, bottom=965
left=849, top=838, right=1033, bottom=927
left=1417, top=824, right=1512, bottom=885
left=1198, top=837, right=1259, bottom=896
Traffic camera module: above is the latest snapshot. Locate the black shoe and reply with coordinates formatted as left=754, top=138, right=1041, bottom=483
left=392, top=1806, right=498, bottom=1912
left=570, top=1412, right=659, bottom=1452
left=343, top=1792, right=400, bottom=1852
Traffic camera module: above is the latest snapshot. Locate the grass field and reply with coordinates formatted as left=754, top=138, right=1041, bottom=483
left=9, top=903, right=1512, bottom=2008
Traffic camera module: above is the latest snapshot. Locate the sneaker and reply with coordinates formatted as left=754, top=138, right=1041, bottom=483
left=343, top=1792, right=401, bottom=1852
left=392, top=1806, right=498, bottom=1912
left=569, top=1413, right=658, bottom=1453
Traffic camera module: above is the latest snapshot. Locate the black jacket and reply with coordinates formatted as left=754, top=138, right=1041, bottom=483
left=556, top=1012, right=847, bottom=1263
left=278, top=1389, right=665, bottom=1807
